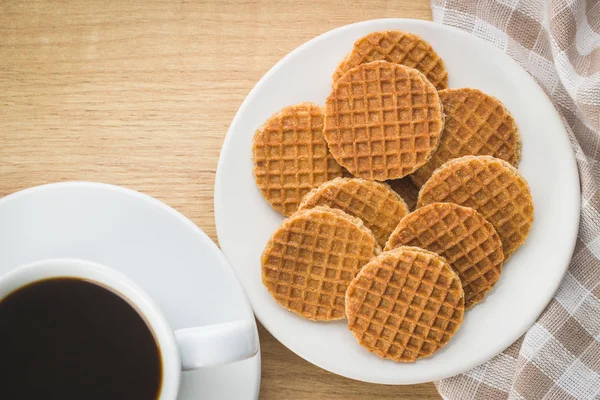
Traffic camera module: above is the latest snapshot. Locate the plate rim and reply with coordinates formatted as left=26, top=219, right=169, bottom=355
left=214, top=18, right=581, bottom=384
left=1, top=181, right=262, bottom=399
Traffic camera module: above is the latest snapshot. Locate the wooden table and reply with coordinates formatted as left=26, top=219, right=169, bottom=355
left=0, top=1, right=441, bottom=398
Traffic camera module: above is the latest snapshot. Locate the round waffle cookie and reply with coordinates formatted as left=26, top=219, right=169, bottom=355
left=417, top=155, right=534, bottom=258
left=345, top=246, right=465, bottom=362
left=299, top=177, right=409, bottom=247
left=252, top=103, right=343, bottom=216
left=324, top=61, right=444, bottom=181
left=262, top=206, right=380, bottom=321
left=385, top=203, right=504, bottom=308
left=332, top=30, right=448, bottom=90
left=410, top=88, right=522, bottom=187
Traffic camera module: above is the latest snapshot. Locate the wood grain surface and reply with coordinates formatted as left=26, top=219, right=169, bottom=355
left=0, top=1, right=441, bottom=398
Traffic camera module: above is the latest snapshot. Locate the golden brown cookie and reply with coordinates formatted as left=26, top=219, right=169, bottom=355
left=299, top=177, right=409, bottom=247
left=410, top=88, right=521, bottom=187
left=345, top=246, right=464, bottom=362
left=332, top=30, right=448, bottom=90
left=252, top=103, right=343, bottom=216
left=385, top=202, right=504, bottom=308
left=417, top=156, right=534, bottom=258
left=262, top=206, right=380, bottom=321
left=324, top=61, right=444, bottom=181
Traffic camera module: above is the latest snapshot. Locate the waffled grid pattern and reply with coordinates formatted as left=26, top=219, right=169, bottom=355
left=253, top=103, right=343, bottom=216
left=299, top=178, right=409, bottom=247
left=410, top=88, right=521, bottom=187
left=385, top=203, right=504, bottom=308
left=324, top=61, right=443, bottom=181
left=346, top=247, right=464, bottom=362
left=333, top=30, right=448, bottom=90
left=417, top=156, right=534, bottom=258
left=262, top=208, right=377, bottom=321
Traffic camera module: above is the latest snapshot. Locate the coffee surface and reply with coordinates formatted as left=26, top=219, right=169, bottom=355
left=0, top=278, right=162, bottom=399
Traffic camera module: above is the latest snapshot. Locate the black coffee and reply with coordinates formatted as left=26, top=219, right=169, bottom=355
left=0, top=278, right=162, bottom=400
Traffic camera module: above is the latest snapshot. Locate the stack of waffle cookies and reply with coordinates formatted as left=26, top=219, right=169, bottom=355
left=253, top=30, right=534, bottom=363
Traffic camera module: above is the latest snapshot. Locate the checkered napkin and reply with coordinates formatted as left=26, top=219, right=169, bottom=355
left=430, top=0, right=600, bottom=399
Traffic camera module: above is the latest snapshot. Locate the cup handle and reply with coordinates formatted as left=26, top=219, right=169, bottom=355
left=174, top=320, right=258, bottom=371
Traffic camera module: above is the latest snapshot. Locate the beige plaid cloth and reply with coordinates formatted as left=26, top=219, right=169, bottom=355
left=431, top=0, right=600, bottom=399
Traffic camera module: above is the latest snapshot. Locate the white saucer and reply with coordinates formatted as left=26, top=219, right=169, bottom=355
left=0, top=182, right=261, bottom=400
left=214, top=19, right=580, bottom=384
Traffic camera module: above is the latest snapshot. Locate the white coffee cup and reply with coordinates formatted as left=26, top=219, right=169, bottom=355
left=0, top=258, right=258, bottom=399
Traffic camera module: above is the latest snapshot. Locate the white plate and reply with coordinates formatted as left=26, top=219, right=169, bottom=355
left=0, top=182, right=261, bottom=399
left=214, top=19, right=580, bottom=384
